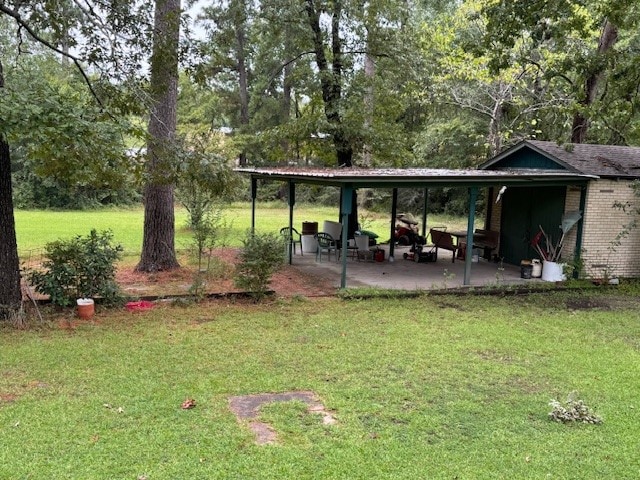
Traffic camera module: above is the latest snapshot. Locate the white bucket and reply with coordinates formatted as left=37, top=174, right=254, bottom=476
left=301, top=234, right=318, bottom=253
left=541, top=261, right=566, bottom=282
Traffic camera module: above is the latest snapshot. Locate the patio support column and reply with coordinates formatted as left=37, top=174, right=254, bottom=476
left=573, top=185, right=587, bottom=279
left=340, top=184, right=353, bottom=288
left=287, top=181, right=295, bottom=265
left=390, top=188, right=398, bottom=260
left=463, top=187, right=478, bottom=286
left=250, top=176, right=257, bottom=234
left=422, top=188, right=428, bottom=238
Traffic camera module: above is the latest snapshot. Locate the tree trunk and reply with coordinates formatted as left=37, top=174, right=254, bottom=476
left=305, top=0, right=358, bottom=235
left=236, top=1, right=249, bottom=166
left=0, top=60, right=22, bottom=319
left=136, top=0, right=181, bottom=273
left=281, top=29, right=294, bottom=157
left=362, top=51, right=375, bottom=166
left=305, top=0, right=349, bottom=164
left=362, top=0, right=378, bottom=167
left=571, top=19, right=618, bottom=144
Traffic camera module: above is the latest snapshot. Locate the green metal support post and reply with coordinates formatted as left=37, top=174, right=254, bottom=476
left=422, top=188, right=428, bottom=238
left=287, top=181, right=295, bottom=264
left=340, top=184, right=353, bottom=289
left=390, top=188, right=398, bottom=260
left=463, top=187, right=478, bottom=286
left=250, top=177, right=257, bottom=234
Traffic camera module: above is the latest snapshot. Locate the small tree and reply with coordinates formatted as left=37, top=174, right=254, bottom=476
left=191, top=204, right=223, bottom=271
left=175, top=135, right=239, bottom=230
left=28, top=230, right=123, bottom=307
left=234, top=232, right=285, bottom=301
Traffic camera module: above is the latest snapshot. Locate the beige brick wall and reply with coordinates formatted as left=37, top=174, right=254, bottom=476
left=559, top=186, right=582, bottom=262
left=581, top=179, right=640, bottom=278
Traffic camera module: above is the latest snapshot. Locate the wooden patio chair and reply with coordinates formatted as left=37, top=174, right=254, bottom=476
left=429, top=228, right=458, bottom=263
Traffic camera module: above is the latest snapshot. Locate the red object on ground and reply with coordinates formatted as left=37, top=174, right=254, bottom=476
left=125, top=300, right=154, bottom=312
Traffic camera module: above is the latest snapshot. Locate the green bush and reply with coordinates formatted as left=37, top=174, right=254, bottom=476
left=28, top=229, right=123, bottom=307
left=234, top=231, right=285, bottom=301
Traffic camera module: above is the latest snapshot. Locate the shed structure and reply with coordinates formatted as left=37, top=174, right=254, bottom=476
left=481, top=140, right=640, bottom=279
left=236, top=165, right=595, bottom=288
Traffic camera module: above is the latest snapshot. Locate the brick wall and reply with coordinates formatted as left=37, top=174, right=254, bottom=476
left=580, top=179, right=640, bottom=278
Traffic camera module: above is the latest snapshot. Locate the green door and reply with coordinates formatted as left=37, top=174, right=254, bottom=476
left=499, top=186, right=566, bottom=265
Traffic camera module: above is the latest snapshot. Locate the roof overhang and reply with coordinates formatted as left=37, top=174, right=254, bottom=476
left=235, top=167, right=597, bottom=188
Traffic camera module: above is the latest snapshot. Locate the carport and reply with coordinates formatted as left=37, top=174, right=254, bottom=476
left=236, top=167, right=596, bottom=289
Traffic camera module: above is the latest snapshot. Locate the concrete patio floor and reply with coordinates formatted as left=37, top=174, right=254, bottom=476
left=288, top=244, right=545, bottom=291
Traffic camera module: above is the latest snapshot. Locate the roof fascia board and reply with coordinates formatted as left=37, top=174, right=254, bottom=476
left=241, top=172, right=594, bottom=189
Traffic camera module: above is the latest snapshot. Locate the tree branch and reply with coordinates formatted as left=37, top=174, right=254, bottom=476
left=0, top=4, right=103, bottom=108
left=527, top=58, right=574, bottom=86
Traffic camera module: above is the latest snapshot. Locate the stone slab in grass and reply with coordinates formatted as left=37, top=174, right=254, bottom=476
left=228, top=391, right=336, bottom=445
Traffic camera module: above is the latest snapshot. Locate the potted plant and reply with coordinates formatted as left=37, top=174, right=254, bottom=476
left=531, top=211, right=582, bottom=282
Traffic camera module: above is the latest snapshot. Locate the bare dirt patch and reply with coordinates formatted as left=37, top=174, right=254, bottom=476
left=0, top=393, right=19, bottom=403
left=117, top=248, right=336, bottom=299
left=564, top=295, right=640, bottom=311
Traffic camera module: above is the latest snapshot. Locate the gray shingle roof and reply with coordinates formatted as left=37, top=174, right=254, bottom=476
left=525, top=140, right=640, bottom=178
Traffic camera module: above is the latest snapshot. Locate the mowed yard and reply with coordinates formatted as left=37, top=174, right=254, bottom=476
left=2, top=289, right=640, bottom=479
left=13, top=203, right=472, bottom=259
left=4, top=205, right=640, bottom=478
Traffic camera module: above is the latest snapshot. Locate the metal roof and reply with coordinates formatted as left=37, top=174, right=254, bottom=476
left=482, top=140, right=640, bottom=178
left=235, top=166, right=597, bottom=188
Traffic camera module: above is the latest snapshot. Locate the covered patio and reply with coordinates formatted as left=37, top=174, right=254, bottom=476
left=284, top=243, right=529, bottom=291
left=236, top=167, right=596, bottom=289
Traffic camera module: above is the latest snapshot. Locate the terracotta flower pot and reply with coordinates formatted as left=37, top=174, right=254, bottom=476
left=76, top=298, right=95, bottom=320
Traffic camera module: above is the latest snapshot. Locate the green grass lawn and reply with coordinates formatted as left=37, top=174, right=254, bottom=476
left=1, top=289, right=639, bottom=479
left=14, top=203, right=470, bottom=259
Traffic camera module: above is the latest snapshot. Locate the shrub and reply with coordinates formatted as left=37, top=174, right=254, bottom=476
left=234, top=231, right=285, bottom=301
left=28, top=229, right=123, bottom=307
